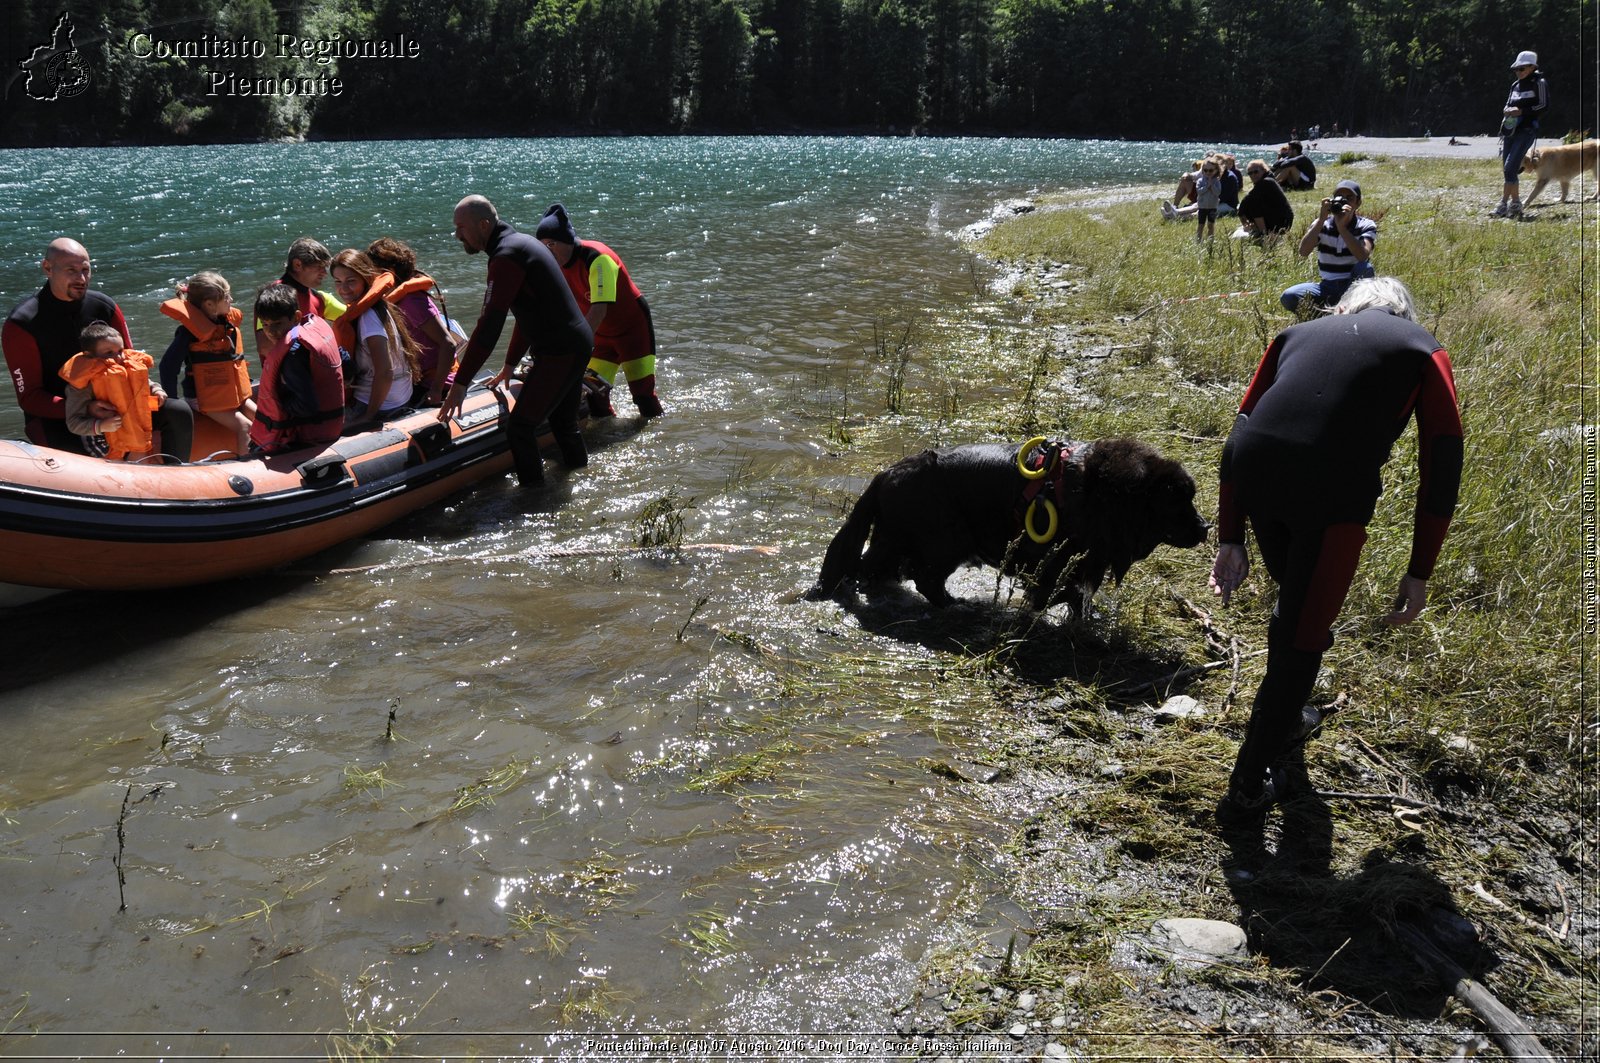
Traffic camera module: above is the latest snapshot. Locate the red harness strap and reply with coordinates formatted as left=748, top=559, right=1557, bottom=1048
left=1016, top=440, right=1081, bottom=540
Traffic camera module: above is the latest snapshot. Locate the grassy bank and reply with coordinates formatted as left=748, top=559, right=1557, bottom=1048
left=814, top=156, right=1594, bottom=1057
left=979, top=156, right=1588, bottom=782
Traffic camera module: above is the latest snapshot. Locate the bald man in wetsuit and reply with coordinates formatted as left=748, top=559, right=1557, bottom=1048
left=3, top=238, right=193, bottom=458
left=1210, top=277, right=1463, bottom=826
left=440, top=195, right=593, bottom=487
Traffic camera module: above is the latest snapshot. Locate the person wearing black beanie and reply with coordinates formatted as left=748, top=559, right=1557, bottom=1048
left=536, top=203, right=664, bottom=420
left=535, top=203, right=579, bottom=246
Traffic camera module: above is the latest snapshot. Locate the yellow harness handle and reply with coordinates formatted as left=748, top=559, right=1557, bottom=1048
left=1016, top=436, right=1051, bottom=479
left=1024, top=498, right=1059, bottom=544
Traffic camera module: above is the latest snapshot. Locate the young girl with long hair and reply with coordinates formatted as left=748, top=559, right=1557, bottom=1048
left=329, top=249, right=421, bottom=426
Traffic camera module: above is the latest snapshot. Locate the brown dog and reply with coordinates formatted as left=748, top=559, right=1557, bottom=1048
left=1520, top=139, right=1600, bottom=208
left=806, top=438, right=1209, bottom=615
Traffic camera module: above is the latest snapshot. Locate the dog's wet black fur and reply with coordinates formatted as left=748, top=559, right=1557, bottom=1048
left=806, top=438, right=1209, bottom=614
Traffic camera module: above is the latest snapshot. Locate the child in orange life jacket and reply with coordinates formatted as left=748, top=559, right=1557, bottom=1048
left=61, top=321, right=195, bottom=463
left=159, top=272, right=255, bottom=454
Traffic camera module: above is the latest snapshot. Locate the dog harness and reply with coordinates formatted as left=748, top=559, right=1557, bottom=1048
left=1014, top=436, right=1087, bottom=544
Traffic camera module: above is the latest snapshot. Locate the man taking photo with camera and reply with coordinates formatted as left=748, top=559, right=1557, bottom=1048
left=1279, top=179, right=1377, bottom=315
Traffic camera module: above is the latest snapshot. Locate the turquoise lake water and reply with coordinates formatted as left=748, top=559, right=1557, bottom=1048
left=0, top=136, right=1237, bottom=1055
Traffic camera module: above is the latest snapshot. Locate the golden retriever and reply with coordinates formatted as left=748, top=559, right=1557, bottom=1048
left=1520, top=139, right=1599, bottom=208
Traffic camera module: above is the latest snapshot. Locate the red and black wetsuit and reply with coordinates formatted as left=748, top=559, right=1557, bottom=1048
left=456, top=221, right=593, bottom=483
left=559, top=239, right=662, bottom=418
left=1218, top=308, right=1463, bottom=791
left=3, top=286, right=132, bottom=452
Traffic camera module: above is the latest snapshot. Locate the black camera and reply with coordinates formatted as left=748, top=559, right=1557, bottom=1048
left=1328, top=194, right=1351, bottom=214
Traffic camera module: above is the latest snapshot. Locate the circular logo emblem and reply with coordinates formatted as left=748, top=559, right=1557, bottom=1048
left=46, top=50, right=90, bottom=99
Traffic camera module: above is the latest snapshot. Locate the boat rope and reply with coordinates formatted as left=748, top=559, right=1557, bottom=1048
left=0, top=444, right=63, bottom=473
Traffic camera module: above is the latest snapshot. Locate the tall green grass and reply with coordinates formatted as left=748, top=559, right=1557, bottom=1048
left=865, top=156, right=1597, bottom=1042
left=981, top=157, right=1590, bottom=792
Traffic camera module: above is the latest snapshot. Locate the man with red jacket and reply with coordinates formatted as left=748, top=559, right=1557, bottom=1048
left=535, top=203, right=664, bottom=420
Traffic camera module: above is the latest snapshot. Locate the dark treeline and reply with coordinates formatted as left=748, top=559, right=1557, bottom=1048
left=2, top=0, right=1592, bottom=146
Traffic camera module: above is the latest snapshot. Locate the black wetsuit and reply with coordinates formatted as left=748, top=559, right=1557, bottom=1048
left=1218, top=309, right=1463, bottom=792
left=456, top=221, right=593, bottom=483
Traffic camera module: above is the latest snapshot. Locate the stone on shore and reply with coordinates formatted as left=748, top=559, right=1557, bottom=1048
left=1146, top=917, right=1250, bottom=965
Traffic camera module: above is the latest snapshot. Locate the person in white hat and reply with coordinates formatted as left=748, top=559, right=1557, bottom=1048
left=1494, top=50, right=1549, bottom=217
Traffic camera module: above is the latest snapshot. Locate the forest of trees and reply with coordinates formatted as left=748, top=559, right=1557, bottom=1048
left=1, top=0, right=1592, bottom=146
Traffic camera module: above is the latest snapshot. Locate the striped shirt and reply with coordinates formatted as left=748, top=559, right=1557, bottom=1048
left=1316, top=214, right=1377, bottom=280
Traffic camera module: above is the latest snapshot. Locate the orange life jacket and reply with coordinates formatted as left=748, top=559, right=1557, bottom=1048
left=251, top=315, right=346, bottom=454
left=159, top=299, right=250, bottom=413
left=385, top=273, right=456, bottom=381
left=59, top=350, right=158, bottom=460
left=331, top=271, right=397, bottom=355
left=385, top=274, right=434, bottom=303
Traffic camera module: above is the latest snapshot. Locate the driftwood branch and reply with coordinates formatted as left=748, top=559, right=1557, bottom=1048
left=1224, top=635, right=1241, bottom=716
left=1109, top=650, right=1267, bottom=695
left=1167, top=593, right=1247, bottom=714
left=1393, top=920, right=1556, bottom=1063
left=1353, top=733, right=1406, bottom=779
left=1170, top=592, right=1231, bottom=657
left=1469, top=881, right=1569, bottom=944
left=1311, top=789, right=1469, bottom=822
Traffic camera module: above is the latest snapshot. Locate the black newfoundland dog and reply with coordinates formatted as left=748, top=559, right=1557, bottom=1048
left=806, top=438, right=1209, bottom=614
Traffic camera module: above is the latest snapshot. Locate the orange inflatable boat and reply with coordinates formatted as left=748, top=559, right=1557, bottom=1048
left=0, top=379, right=528, bottom=591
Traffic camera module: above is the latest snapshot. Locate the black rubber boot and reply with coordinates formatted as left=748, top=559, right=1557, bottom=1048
left=629, top=377, right=664, bottom=419
left=506, top=421, right=546, bottom=487
left=555, top=431, right=588, bottom=469
left=1215, top=772, right=1278, bottom=828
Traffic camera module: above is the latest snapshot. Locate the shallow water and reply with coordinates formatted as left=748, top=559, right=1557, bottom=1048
left=0, top=136, right=1219, bottom=1055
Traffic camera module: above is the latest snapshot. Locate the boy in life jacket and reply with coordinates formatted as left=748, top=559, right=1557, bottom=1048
left=159, top=272, right=255, bottom=455
left=60, top=321, right=194, bottom=463
left=253, top=238, right=346, bottom=353
left=250, top=282, right=346, bottom=454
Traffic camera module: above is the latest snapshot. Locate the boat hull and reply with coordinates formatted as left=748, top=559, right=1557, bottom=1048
left=0, top=384, right=523, bottom=590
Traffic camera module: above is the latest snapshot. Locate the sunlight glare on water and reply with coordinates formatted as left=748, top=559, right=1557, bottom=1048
left=0, top=135, right=1220, bottom=1054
